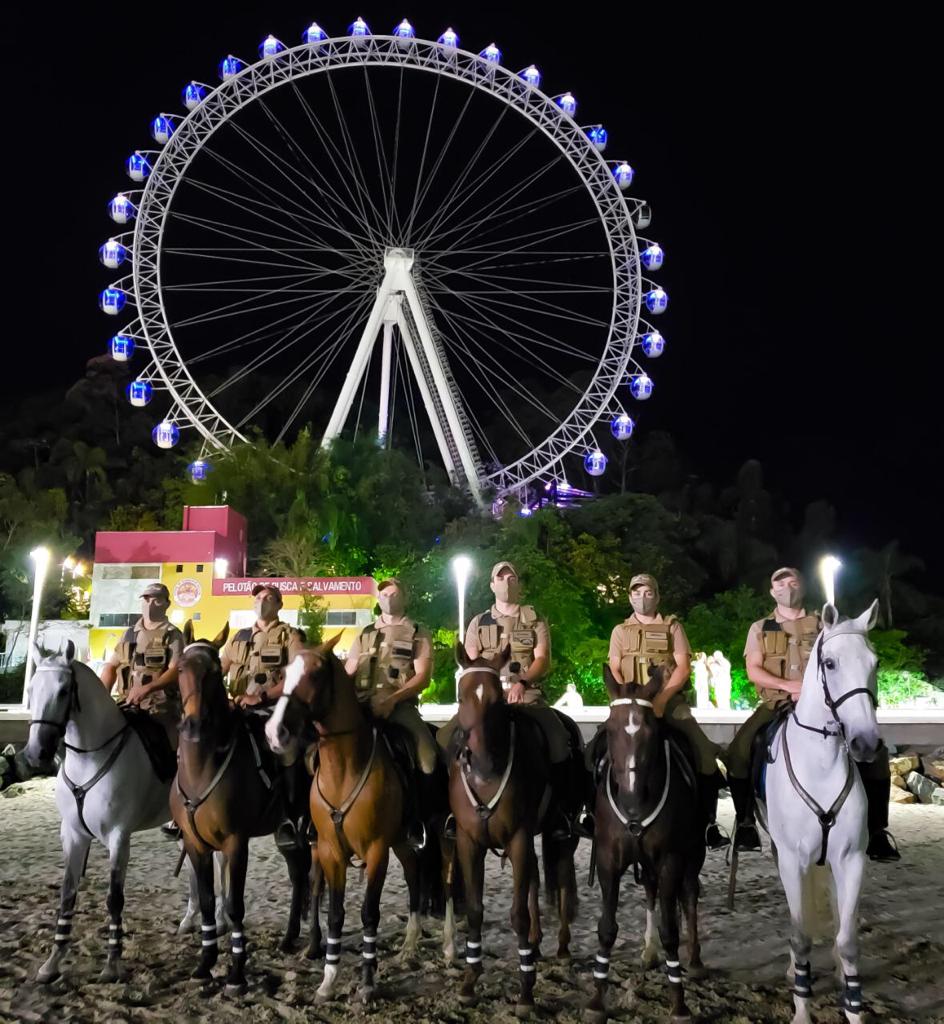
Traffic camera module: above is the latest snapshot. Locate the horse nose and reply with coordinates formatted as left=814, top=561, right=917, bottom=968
left=276, top=723, right=289, bottom=747
left=849, top=733, right=879, bottom=763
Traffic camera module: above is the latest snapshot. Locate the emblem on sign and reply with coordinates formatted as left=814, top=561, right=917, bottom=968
left=173, top=578, right=202, bottom=608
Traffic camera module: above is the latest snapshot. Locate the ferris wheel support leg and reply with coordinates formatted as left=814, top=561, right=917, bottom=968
left=378, top=321, right=394, bottom=445
left=396, top=310, right=459, bottom=485
left=321, top=287, right=389, bottom=447
left=401, top=278, right=484, bottom=506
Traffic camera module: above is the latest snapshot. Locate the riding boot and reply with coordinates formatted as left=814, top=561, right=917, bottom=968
left=863, top=775, right=901, bottom=862
left=700, top=769, right=728, bottom=850
left=275, top=762, right=300, bottom=851
left=406, top=775, right=428, bottom=851
left=729, top=776, right=762, bottom=852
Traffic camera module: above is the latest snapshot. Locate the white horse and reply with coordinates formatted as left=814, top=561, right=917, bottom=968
left=762, top=601, right=881, bottom=1024
left=23, top=642, right=219, bottom=982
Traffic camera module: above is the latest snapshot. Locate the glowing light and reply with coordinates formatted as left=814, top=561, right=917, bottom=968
left=214, top=558, right=229, bottom=578
left=218, top=55, right=244, bottom=80
left=304, top=22, right=328, bottom=45
left=556, top=92, right=577, bottom=116
left=584, top=450, right=607, bottom=476
left=127, top=380, right=153, bottom=407
left=110, top=334, right=135, bottom=362
left=610, top=414, right=635, bottom=440
left=182, top=82, right=207, bottom=110
left=150, top=115, right=175, bottom=144
left=126, top=153, right=150, bottom=181
left=452, top=555, right=473, bottom=689
left=98, top=239, right=127, bottom=269
left=588, top=126, right=608, bottom=152
left=349, top=17, right=370, bottom=39
left=613, top=162, right=634, bottom=189
left=108, top=193, right=135, bottom=224
left=259, top=34, right=285, bottom=58
left=640, top=331, right=665, bottom=358
left=393, top=19, right=415, bottom=41
left=25, top=547, right=51, bottom=693
left=819, top=555, right=842, bottom=607
left=480, top=42, right=502, bottom=64
left=152, top=421, right=180, bottom=449
left=438, top=27, right=459, bottom=49
left=188, top=459, right=212, bottom=484
left=99, top=288, right=126, bottom=316
left=629, top=373, right=654, bottom=400
left=521, top=65, right=541, bottom=87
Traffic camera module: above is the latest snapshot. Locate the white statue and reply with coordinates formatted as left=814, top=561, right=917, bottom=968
left=692, top=651, right=712, bottom=709
left=708, top=649, right=732, bottom=710
left=554, top=682, right=584, bottom=709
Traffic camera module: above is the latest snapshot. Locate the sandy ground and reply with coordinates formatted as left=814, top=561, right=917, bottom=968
left=0, top=779, right=941, bottom=1024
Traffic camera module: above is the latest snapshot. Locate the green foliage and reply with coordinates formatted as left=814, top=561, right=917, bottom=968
left=297, top=596, right=327, bottom=646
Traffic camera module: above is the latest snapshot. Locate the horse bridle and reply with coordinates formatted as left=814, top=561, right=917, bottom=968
left=792, top=627, right=877, bottom=741
left=605, top=696, right=672, bottom=837
left=30, top=663, right=129, bottom=755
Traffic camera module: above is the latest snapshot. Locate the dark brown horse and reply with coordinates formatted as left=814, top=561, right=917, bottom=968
left=171, top=640, right=311, bottom=996
left=449, top=645, right=582, bottom=1017
left=265, top=638, right=449, bottom=1003
left=586, top=665, right=706, bottom=1023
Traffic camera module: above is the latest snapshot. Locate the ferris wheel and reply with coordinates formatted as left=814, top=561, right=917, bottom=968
left=98, top=18, right=669, bottom=506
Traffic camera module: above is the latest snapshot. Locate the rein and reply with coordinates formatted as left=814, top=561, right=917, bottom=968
left=792, top=628, right=877, bottom=740
left=606, top=739, right=672, bottom=837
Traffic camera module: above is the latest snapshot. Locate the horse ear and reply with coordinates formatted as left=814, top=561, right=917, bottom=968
left=183, top=619, right=194, bottom=646
left=29, top=640, right=44, bottom=671
left=321, top=632, right=343, bottom=652
left=858, top=598, right=880, bottom=632
left=821, top=602, right=839, bottom=629
left=602, top=663, right=620, bottom=701
left=61, top=639, right=76, bottom=663
left=212, top=621, right=229, bottom=649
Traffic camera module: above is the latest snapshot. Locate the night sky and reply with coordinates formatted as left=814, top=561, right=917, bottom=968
left=6, top=5, right=937, bottom=573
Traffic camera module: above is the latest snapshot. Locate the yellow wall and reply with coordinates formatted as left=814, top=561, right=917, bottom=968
left=89, top=561, right=377, bottom=663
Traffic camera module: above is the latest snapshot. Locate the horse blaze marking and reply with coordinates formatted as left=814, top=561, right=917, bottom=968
left=475, top=684, right=484, bottom=702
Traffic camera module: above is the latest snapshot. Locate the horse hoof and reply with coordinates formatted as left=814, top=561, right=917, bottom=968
left=178, top=915, right=196, bottom=935
left=315, top=990, right=333, bottom=1005
left=97, top=964, right=120, bottom=984
left=583, top=1009, right=607, bottom=1024
left=515, top=1001, right=535, bottom=1020
left=36, top=966, right=61, bottom=985
left=225, top=982, right=248, bottom=997
left=671, top=1015, right=693, bottom=1023
left=306, top=943, right=325, bottom=961
left=458, top=993, right=477, bottom=1007
left=640, top=951, right=660, bottom=971
left=279, top=936, right=297, bottom=954
left=357, top=985, right=375, bottom=1005
left=191, top=966, right=213, bottom=981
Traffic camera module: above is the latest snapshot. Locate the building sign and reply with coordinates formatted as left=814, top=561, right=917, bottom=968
left=212, top=577, right=376, bottom=597
left=173, top=578, right=203, bottom=607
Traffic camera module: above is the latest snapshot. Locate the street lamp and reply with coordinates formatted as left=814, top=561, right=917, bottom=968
left=819, top=554, right=842, bottom=607
left=451, top=555, right=473, bottom=702
left=214, top=557, right=229, bottom=578
left=24, top=546, right=51, bottom=699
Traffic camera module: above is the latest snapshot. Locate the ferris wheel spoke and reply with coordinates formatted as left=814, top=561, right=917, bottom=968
left=413, top=101, right=515, bottom=248
left=421, top=171, right=586, bottom=256
left=252, top=94, right=375, bottom=245
left=424, top=292, right=557, bottom=434
left=321, top=73, right=391, bottom=242
left=162, top=266, right=351, bottom=292
left=429, top=262, right=613, bottom=294
left=170, top=281, right=332, bottom=331
left=390, top=66, right=406, bottom=243
left=440, top=301, right=592, bottom=391
left=218, top=120, right=379, bottom=254
left=408, top=85, right=478, bottom=240
left=188, top=301, right=331, bottom=366
left=289, top=83, right=388, bottom=241
left=402, top=71, right=441, bottom=244
left=219, top=292, right=368, bottom=405
left=432, top=283, right=604, bottom=362
left=361, top=65, right=397, bottom=242
left=179, top=169, right=375, bottom=256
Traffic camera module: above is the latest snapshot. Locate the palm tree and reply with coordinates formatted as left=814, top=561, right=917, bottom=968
left=856, top=540, right=925, bottom=628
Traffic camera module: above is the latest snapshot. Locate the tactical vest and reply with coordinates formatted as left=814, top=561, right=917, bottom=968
left=227, top=621, right=293, bottom=698
left=615, top=614, right=680, bottom=686
left=759, top=612, right=821, bottom=696
left=474, top=605, right=542, bottom=688
left=113, top=620, right=181, bottom=711
left=353, top=619, right=420, bottom=700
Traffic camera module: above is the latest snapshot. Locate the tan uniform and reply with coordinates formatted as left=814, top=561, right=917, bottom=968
left=113, top=618, right=184, bottom=722
left=726, top=609, right=821, bottom=778
left=465, top=604, right=550, bottom=703
left=222, top=619, right=297, bottom=699
left=608, top=613, right=720, bottom=775
left=447, top=604, right=571, bottom=764
left=349, top=616, right=437, bottom=774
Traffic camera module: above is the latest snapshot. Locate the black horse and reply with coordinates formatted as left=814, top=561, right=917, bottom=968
left=587, top=665, right=706, bottom=1023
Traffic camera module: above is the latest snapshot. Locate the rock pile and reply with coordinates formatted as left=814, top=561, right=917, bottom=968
left=889, top=749, right=944, bottom=806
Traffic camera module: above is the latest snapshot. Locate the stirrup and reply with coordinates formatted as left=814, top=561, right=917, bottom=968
left=406, top=820, right=427, bottom=852
left=705, top=822, right=729, bottom=851
left=732, top=821, right=762, bottom=853
left=274, top=818, right=299, bottom=851
left=866, top=828, right=901, bottom=862
left=574, top=811, right=595, bottom=840
left=443, top=814, right=457, bottom=841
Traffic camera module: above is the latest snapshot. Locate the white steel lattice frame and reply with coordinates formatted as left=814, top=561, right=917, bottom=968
left=131, top=34, right=644, bottom=496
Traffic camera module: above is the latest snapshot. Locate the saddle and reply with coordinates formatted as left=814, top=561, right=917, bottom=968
left=750, top=703, right=793, bottom=805
left=122, top=707, right=176, bottom=782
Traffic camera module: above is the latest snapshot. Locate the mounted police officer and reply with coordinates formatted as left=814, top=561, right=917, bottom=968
left=725, top=567, right=899, bottom=860
left=100, top=582, right=184, bottom=738
left=606, top=573, right=728, bottom=850
left=220, top=583, right=297, bottom=707
left=344, top=577, right=436, bottom=849
left=220, top=582, right=304, bottom=848
left=440, top=560, right=577, bottom=838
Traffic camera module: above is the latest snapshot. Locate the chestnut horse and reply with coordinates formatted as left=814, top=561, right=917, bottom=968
left=449, top=645, right=582, bottom=1017
left=171, top=641, right=311, bottom=995
left=587, top=665, right=706, bottom=1024
left=265, top=638, right=450, bottom=1004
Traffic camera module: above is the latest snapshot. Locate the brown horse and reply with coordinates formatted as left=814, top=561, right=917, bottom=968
left=586, top=665, right=706, bottom=1024
left=449, top=644, right=582, bottom=1017
left=171, top=640, right=311, bottom=996
left=265, top=638, right=449, bottom=1004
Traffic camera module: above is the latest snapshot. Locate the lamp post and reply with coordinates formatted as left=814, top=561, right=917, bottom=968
left=24, top=546, right=51, bottom=700
left=451, top=555, right=473, bottom=702
left=819, top=554, right=842, bottom=608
